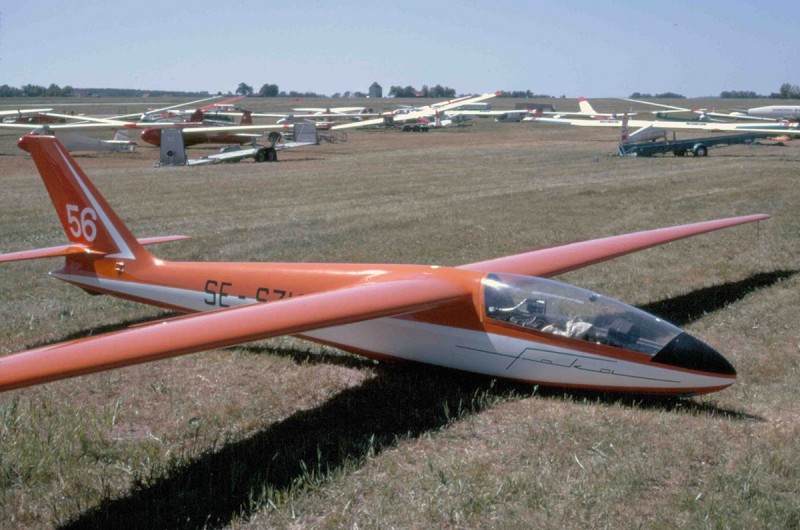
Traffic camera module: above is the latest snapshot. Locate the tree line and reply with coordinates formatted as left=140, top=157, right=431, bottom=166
left=0, top=84, right=210, bottom=98
left=629, top=91, right=686, bottom=99
left=497, top=90, right=554, bottom=98
left=0, top=84, right=74, bottom=97
left=6, top=81, right=799, bottom=100
left=235, top=83, right=325, bottom=98
left=719, top=84, right=800, bottom=99
left=630, top=83, right=800, bottom=100
left=388, top=85, right=456, bottom=98
left=74, top=88, right=210, bottom=97
left=237, top=83, right=459, bottom=99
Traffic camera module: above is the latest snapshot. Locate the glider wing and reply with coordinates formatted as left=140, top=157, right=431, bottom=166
left=459, top=214, right=769, bottom=277
left=0, top=275, right=466, bottom=391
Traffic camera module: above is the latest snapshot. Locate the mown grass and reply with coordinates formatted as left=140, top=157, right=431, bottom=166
left=0, top=97, right=798, bottom=528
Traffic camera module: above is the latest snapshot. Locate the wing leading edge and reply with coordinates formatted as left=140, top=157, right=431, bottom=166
left=0, top=275, right=467, bottom=392
left=459, top=214, right=769, bottom=277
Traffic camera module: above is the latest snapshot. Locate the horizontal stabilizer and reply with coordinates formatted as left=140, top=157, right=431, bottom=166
left=137, top=235, right=191, bottom=246
left=0, top=244, right=94, bottom=263
left=0, top=235, right=189, bottom=263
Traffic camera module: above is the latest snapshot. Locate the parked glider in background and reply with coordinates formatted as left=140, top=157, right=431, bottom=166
left=0, top=116, right=130, bottom=132
left=214, top=109, right=374, bottom=130
left=1, top=108, right=58, bottom=124
left=0, top=112, right=135, bottom=152
left=23, top=96, right=238, bottom=127
left=622, top=98, right=800, bottom=123
left=465, top=97, right=633, bottom=121
left=0, top=133, right=768, bottom=396
left=733, top=104, right=800, bottom=122
left=0, top=97, right=242, bottom=133
left=526, top=99, right=800, bottom=143
left=330, top=92, right=500, bottom=130
left=292, top=106, right=368, bottom=114
left=109, top=95, right=245, bottom=122
left=0, top=97, right=254, bottom=152
left=122, top=109, right=286, bottom=147
left=441, top=96, right=636, bottom=123
left=620, top=98, right=730, bottom=121
left=21, top=106, right=288, bottom=149
left=443, top=108, right=529, bottom=122
left=550, top=97, right=637, bottom=119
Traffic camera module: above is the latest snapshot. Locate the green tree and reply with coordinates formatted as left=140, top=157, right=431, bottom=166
left=45, top=83, right=62, bottom=97
left=0, top=84, right=21, bottom=97
left=21, top=84, right=46, bottom=97
left=777, top=82, right=800, bottom=99
left=258, top=83, right=279, bottom=97
left=235, top=82, right=254, bottom=96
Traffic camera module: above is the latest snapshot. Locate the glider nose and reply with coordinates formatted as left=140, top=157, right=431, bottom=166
left=651, top=332, right=736, bottom=376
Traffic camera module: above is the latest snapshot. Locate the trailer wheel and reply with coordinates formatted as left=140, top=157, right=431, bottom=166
left=254, top=148, right=268, bottom=163
left=266, top=148, right=277, bottom=162
left=693, top=144, right=708, bottom=157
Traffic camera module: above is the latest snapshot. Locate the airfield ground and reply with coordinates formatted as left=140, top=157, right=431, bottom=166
left=0, top=97, right=798, bottom=528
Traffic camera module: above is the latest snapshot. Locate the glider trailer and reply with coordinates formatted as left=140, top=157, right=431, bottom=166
left=617, top=132, right=770, bottom=157
left=160, top=123, right=319, bottom=166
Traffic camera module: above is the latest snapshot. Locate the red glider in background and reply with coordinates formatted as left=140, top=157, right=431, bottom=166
left=133, top=108, right=286, bottom=147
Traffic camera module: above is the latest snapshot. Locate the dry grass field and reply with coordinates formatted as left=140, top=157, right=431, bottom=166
left=0, top=97, right=798, bottom=529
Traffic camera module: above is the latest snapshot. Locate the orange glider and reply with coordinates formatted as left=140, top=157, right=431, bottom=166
left=0, top=134, right=769, bottom=395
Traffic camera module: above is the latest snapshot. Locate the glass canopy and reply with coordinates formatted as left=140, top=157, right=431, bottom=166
left=483, top=273, right=682, bottom=356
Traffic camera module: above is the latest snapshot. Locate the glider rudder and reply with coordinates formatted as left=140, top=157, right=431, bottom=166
left=578, top=96, right=598, bottom=115
left=16, top=134, right=151, bottom=261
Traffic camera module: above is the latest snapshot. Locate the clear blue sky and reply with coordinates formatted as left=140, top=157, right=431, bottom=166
left=2, top=0, right=797, bottom=98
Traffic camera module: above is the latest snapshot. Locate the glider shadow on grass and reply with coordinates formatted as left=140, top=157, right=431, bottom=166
left=59, top=270, right=794, bottom=530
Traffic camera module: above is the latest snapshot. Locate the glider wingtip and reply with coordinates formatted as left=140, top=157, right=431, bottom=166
left=741, top=213, right=770, bottom=222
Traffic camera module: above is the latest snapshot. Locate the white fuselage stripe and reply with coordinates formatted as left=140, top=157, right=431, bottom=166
left=51, top=272, right=253, bottom=312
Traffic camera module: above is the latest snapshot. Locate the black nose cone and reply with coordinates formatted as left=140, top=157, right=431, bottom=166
left=651, top=333, right=736, bottom=376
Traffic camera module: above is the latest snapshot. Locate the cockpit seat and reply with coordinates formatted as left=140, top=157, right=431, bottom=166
left=608, top=318, right=640, bottom=347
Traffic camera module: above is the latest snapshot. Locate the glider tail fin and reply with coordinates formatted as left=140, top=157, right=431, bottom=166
left=578, top=96, right=598, bottom=116
left=15, top=134, right=151, bottom=261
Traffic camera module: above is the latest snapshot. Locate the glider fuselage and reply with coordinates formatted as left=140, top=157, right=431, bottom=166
left=51, top=256, right=735, bottom=395
left=139, top=124, right=251, bottom=147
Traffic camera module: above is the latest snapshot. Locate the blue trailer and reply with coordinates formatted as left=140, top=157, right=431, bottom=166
left=617, top=132, right=770, bottom=157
